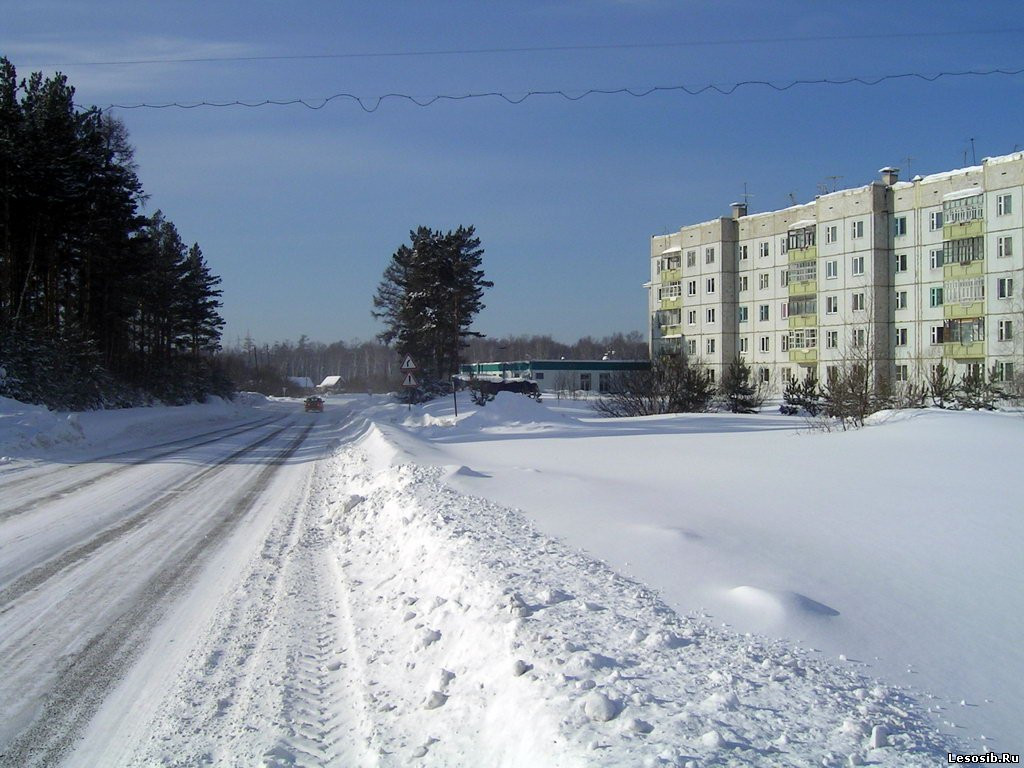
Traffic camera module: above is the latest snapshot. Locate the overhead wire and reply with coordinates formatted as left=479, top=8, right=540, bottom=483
left=103, top=67, right=1024, bottom=114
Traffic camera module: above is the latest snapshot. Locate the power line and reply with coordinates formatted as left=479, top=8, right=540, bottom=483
left=48, top=28, right=1024, bottom=67
left=103, top=66, right=1024, bottom=114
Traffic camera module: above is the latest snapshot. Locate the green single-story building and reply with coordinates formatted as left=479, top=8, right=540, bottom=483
left=458, top=359, right=650, bottom=394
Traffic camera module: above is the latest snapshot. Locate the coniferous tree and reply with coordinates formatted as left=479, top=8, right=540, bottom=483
left=720, top=357, right=760, bottom=413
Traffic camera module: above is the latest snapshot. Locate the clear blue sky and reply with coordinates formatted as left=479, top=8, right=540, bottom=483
left=3, top=2, right=1023, bottom=347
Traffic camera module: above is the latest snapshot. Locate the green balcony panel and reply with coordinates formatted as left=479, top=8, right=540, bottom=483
left=788, top=245, right=817, bottom=263
left=788, top=314, right=818, bottom=329
left=943, top=341, right=986, bottom=359
left=942, top=220, right=985, bottom=240
left=789, top=348, right=818, bottom=363
left=660, top=268, right=682, bottom=283
left=660, top=297, right=682, bottom=311
left=659, top=324, right=682, bottom=337
left=788, top=279, right=817, bottom=297
left=943, top=260, right=984, bottom=280
left=943, top=301, right=985, bottom=320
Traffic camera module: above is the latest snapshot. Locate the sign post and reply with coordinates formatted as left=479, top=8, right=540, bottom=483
left=400, top=356, right=418, bottom=410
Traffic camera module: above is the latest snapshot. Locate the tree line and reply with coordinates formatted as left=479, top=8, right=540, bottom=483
left=0, top=57, right=227, bottom=408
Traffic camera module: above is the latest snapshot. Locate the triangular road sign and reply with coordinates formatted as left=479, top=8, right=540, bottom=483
left=400, top=355, right=417, bottom=371
left=402, top=372, right=418, bottom=387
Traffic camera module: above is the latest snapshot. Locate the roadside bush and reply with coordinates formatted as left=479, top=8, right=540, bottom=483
left=595, top=355, right=714, bottom=417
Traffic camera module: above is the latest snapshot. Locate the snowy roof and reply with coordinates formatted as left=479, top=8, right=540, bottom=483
left=288, top=376, right=314, bottom=388
left=942, top=186, right=983, bottom=201
left=659, top=246, right=682, bottom=254
left=789, top=218, right=816, bottom=230
left=318, top=375, right=344, bottom=387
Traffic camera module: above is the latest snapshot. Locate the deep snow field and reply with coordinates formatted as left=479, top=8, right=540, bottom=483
left=1, top=391, right=1020, bottom=766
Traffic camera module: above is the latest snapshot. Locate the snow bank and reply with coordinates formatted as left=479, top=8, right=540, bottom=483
left=319, top=426, right=954, bottom=766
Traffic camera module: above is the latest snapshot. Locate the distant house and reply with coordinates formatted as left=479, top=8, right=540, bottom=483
left=459, top=359, right=650, bottom=395
left=318, top=375, right=345, bottom=393
left=287, top=376, right=315, bottom=392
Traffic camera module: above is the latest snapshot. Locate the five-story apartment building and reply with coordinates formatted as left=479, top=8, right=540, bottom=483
left=648, top=153, right=1024, bottom=393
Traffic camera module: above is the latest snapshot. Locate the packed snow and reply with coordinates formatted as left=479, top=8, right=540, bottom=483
left=0, top=390, right=1020, bottom=765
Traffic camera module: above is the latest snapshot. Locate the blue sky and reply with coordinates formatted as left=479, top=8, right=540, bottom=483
left=3, top=2, right=1023, bottom=347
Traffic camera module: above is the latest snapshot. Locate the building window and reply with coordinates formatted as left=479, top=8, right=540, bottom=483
left=707, top=307, right=716, bottom=323
left=929, top=211, right=943, bottom=230
left=580, top=373, right=591, bottom=391
left=686, top=250, right=696, bottom=267
left=931, top=326, right=944, bottom=344
left=599, top=372, right=612, bottom=393
left=998, top=236, right=1013, bottom=258
left=789, top=328, right=817, bottom=349
left=739, top=275, right=749, bottom=291
left=780, top=301, right=789, bottom=319
left=930, top=286, right=944, bottom=307
left=825, top=295, right=839, bottom=314
left=895, top=290, right=908, bottom=310
left=943, top=236, right=984, bottom=265
left=739, top=244, right=748, bottom=261
left=895, top=364, right=909, bottom=382
left=789, top=260, right=815, bottom=283
left=825, top=260, right=838, bottom=279
left=759, top=336, right=770, bottom=353
left=781, top=269, right=789, bottom=287
left=663, top=281, right=681, bottom=298
left=851, top=256, right=865, bottom=276
left=738, top=306, right=748, bottom=323
left=687, top=280, right=697, bottom=296
left=782, top=367, right=793, bottom=383
left=894, top=216, right=907, bottom=236
left=687, top=339, right=697, bottom=355
left=780, top=334, right=789, bottom=352
left=780, top=237, right=788, bottom=254
left=852, top=292, right=865, bottom=311
left=739, top=337, right=749, bottom=354
left=946, top=317, right=985, bottom=345
left=997, top=277, right=1014, bottom=299
left=788, top=296, right=817, bottom=316
left=997, top=193, right=1013, bottom=216
left=759, top=367, right=770, bottom=384
left=687, top=310, right=697, bottom=325
left=895, top=253, right=908, bottom=272
left=759, top=241, right=770, bottom=258
left=827, top=365, right=839, bottom=382
left=997, top=361, right=1015, bottom=382
left=998, top=320, right=1013, bottom=341
left=706, top=338, right=716, bottom=355
left=851, top=220, right=864, bottom=239
left=786, top=226, right=816, bottom=250
left=826, top=330, right=838, bottom=349
left=705, top=247, right=716, bottom=264
left=758, top=304, right=770, bottom=322
left=708, top=368, right=716, bottom=383
left=930, top=249, right=943, bottom=269
left=895, top=327, right=908, bottom=346
left=943, top=194, right=984, bottom=224
left=852, top=328, right=865, bottom=348
left=759, top=273, right=769, bottom=290
left=706, top=277, right=716, bottom=294
left=825, top=224, right=838, bottom=244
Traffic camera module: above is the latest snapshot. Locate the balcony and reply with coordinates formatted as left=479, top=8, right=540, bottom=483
left=659, top=268, right=682, bottom=283
left=943, top=259, right=984, bottom=281
left=788, top=279, right=817, bottom=297
left=788, top=245, right=817, bottom=263
left=943, top=220, right=985, bottom=240
left=659, top=324, right=682, bottom=338
left=943, top=300, right=984, bottom=320
left=944, top=340, right=985, bottom=359
left=660, top=297, right=682, bottom=311
left=788, top=313, right=818, bottom=329
left=789, top=348, right=818, bottom=364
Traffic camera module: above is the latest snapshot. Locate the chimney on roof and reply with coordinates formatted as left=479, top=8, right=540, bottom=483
left=730, top=201, right=747, bottom=219
left=879, top=167, right=899, bottom=186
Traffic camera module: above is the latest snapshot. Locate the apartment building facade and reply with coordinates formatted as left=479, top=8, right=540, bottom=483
left=647, top=153, right=1024, bottom=394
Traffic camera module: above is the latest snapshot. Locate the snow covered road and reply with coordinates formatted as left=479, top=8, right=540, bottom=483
left=0, top=394, right=975, bottom=766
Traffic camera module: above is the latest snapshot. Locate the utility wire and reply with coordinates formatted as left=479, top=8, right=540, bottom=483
left=104, top=67, right=1024, bottom=114
left=54, top=28, right=1024, bottom=67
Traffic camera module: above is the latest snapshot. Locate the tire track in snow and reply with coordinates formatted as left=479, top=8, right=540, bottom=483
left=0, top=420, right=295, bottom=612
left=0, top=423, right=314, bottom=768
left=0, top=415, right=284, bottom=522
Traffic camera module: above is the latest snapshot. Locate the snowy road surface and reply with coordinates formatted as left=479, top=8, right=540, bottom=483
left=0, top=394, right=979, bottom=766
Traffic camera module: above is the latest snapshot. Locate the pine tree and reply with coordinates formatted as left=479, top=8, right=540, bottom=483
left=720, top=357, right=760, bottom=413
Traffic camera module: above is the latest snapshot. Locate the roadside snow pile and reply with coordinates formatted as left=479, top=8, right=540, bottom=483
left=0, top=395, right=84, bottom=452
left=322, top=425, right=953, bottom=766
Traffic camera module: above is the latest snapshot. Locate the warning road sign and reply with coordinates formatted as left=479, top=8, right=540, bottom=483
left=402, top=372, right=418, bottom=388
left=400, top=355, right=417, bottom=372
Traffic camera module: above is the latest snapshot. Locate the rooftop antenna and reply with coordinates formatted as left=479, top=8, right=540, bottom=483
left=970, top=137, right=977, bottom=165
left=789, top=192, right=799, bottom=204
left=902, top=156, right=914, bottom=177
left=742, top=182, right=753, bottom=208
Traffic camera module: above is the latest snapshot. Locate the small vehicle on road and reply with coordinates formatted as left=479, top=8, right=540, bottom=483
left=304, top=396, right=324, bottom=413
